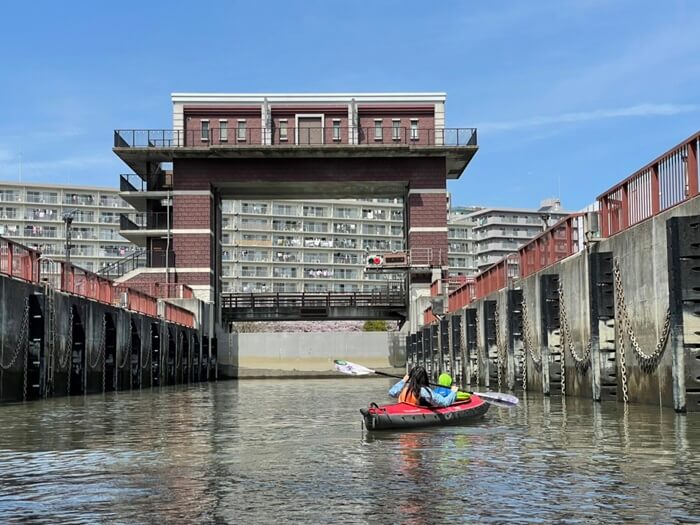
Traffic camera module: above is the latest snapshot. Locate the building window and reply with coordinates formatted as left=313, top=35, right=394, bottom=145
left=279, top=119, right=288, bottom=141
left=237, top=120, right=247, bottom=141
left=374, top=119, right=383, bottom=140
left=410, top=119, right=419, bottom=140
left=219, top=120, right=228, bottom=142
left=392, top=119, right=401, bottom=140
left=201, top=120, right=209, bottom=141
left=332, top=119, right=341, bottom=141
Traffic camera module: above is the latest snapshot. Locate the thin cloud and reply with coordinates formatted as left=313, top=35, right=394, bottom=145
left=478, top=103, right=699, bottom=133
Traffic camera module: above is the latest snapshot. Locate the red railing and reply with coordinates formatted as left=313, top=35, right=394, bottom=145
left=165, top=302, right=196, bottom=327
left=598, top=131, right=700, bottom=237
left=121, top=281, right=195, bottom=299
left=448, top=277, right=476, bottom=312
left=423, top=306, right=438, bottom=325
left=519, top=214, right=584, bottom=278
left=61, top=263, right=114, bottom=304
left=114, top=285, right=158, bottom=318
left=430, top=279, right=440, bottom=297
left=0, top=237, right=40, bottom=282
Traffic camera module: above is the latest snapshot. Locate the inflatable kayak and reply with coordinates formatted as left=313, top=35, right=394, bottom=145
left=360, top=395, right=489, bottom=431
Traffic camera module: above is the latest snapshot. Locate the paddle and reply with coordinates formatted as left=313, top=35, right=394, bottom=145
left=333, top=359, right=519, bottom=408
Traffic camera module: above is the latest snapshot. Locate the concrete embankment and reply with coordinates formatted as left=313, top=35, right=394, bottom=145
left=0, top=274, right=218, bottom=403
left=407, top=195, right=700, bottom=412
left=218, top=331, right=406, bottom=378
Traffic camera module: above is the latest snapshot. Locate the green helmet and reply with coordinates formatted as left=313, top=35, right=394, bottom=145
left=438, top=373, right=452, bottom=387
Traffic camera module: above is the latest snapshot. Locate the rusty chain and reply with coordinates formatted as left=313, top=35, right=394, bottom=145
left=494, top=306, right=507, bottom=392
left=613, top=258, right=671, bottom=374
left=1, top=297, right=29, bottom=372
left=558, top=284, right=592, bottom=376
left=475, top=311, right=481, bottom=386
left=118, top=315, right=132, bottom=370
left=521, top=298, right=542, bottom=375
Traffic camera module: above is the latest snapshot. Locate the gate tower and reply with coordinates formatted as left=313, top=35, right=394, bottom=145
left=114, top=93, right=477, bottom=329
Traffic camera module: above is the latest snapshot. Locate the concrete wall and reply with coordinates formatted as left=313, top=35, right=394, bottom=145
left=218, top=331, right=405, bottom=378
left=407, top=195, right=700, bottom=411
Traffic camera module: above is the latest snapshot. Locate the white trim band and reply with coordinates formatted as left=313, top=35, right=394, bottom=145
left=171, top=229, right=213, bottom=235
left=408, top=227, right=448, bottom=233
left=407, top=189, right=448, bottom=196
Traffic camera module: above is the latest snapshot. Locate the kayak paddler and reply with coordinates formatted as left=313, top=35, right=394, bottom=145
left=388, top=366, right=458, bottom=407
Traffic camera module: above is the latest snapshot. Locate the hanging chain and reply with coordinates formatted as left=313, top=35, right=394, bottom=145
left=475, top=311, right=481, bottom=386
left=64, top=308, right=73, bottom=396
left=494, top=306, right=506, bottom=391
left=119, top=315, right=132, bottom=370
left=0, top=297, right=29, bottom=371
left=613, top=258, right=671, bottom=374
left=521, top=298, right=542, bottom=369
left=88, top=314, right=106, bottom=370
left=558, top=284, right=592, bottom=373
left=460, top=320, right=467, bottom=387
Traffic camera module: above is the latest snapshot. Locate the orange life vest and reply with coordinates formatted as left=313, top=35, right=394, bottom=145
left=398, top=385, right=426, bottom=406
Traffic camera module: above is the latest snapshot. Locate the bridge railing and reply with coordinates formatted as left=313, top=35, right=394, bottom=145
left=221, top=290, right=406, bottom=310
left=0, top=236, right=40, bottom=282
left=598, top=132, right=699, bottom=237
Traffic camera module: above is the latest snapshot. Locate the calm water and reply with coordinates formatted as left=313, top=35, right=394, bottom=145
left=0, top=378, right=698, bottom=524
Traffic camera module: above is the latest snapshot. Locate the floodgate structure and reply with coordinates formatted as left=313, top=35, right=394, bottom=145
left=1, top=91, right=698, bottom=413
left=412, top=131, right=700, bottom=413
left=0, top=92, right=478, bottom=401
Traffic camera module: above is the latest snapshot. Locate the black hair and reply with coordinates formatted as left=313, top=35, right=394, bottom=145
left=405, top=366, right=430, bottom=401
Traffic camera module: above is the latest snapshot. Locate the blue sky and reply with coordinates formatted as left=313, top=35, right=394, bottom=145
left=0, top=0, right=698, bottom=211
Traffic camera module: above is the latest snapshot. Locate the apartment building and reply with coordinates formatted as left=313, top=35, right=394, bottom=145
left=220, top=197, right=406, bottom=294
left=0, top=181, right=567, bottom=288
left=0, top=181, right=137, bottom=272
left=447, top=198, right=569, bottom=275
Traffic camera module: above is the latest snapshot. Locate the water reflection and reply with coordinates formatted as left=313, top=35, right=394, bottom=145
left=0, top=378, right=698, bottom=524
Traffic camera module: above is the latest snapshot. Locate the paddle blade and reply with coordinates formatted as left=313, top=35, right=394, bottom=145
left=333, top=359, right=375, bottom=376
left=472, top=391, right=520, bottom=408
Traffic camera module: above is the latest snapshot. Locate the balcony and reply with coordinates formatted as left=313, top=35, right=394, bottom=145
left=113, top=127, right=478, bottom=181
left=119, top=212, right=170, bottom=246
left=115, top=127, right=477, bottom=148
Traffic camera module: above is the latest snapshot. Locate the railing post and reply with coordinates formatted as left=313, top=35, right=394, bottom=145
left=687, top=139, right=698, bottom=197
left=650, top=162, right=660, bottom=215
left=621, top=185, right=629, bottom=230
left=600, top=197, right=609, bottom=238
left=7, top=244, right=13, bottom=279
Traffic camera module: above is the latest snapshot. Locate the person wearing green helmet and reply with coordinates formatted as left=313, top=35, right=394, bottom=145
left=434, top=373, right=470, bottom=401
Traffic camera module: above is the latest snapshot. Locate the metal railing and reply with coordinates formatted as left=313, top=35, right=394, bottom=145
left=221, top=288, right=406, bottom=310
left=598, top=132, right=699, bottom=237
left=164, top=302, right=196, bottom=327
left=97, top=249, right=147, bottom=278
left=114, top=285, right=158, bottom=317
left=120, top=212, right=170, bottom=231
left=114, top=127, right=477, bottom=148
left=0, top=236, right=41, bottom=282
left=518, top=213, right=584, bottom=278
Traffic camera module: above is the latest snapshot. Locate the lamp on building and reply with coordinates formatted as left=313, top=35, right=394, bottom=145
left=540, top=212, right=551, bottom=232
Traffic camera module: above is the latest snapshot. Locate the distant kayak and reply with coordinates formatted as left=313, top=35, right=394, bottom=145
left=360, top=395, right=489, bottom=430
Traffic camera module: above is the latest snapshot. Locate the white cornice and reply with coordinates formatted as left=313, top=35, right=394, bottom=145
left=172, top=93, right=446, bottom=104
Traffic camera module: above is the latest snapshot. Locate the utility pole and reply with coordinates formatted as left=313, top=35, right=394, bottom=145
left=62, top=210, right=76, bottom=267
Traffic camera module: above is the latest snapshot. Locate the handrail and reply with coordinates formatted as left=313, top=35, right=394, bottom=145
left=221, top=290, right=406, bottom=309
left=518, top=213, right=585, bottom=278
left=0, top=236, right=41, bottom=282
left=597, top=131, right=699, bottom=237
left=114, top=127, right=477, bottom=148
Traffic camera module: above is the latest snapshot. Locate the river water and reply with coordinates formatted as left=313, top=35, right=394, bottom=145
left=0, top=378, right=698, bottom=524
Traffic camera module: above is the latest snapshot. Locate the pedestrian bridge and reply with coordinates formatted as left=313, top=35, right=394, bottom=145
left=220, top=289, right=407, bottom=323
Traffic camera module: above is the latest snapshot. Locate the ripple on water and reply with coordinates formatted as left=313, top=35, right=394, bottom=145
left=0, top=380, right=698, bottom=524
